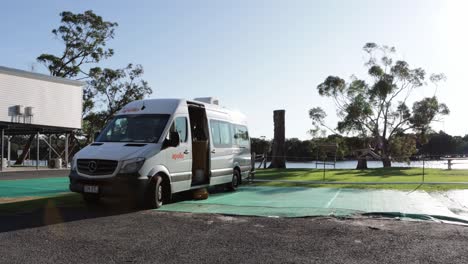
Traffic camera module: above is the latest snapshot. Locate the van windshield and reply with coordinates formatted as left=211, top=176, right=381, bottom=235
left=96, top=114, right=170, bottom=143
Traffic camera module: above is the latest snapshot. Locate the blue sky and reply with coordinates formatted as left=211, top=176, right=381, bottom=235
left=1, top=0, right=467, bottom=139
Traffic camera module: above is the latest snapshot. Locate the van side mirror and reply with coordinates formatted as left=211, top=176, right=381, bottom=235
left=166, top=131, right=180, bottom=148
left=94, top=131, right=101, bottom=141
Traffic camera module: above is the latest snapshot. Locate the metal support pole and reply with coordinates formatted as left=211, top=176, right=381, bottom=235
left=36, top=131, right=40, bottom=170
left=48, top=135, right=51, bottom=164
left=0, top=129, right=4, bottom=172
left=422, top=156, right=425, bottom=183
left=323, top=158, right=326, bottom=181
left=7, top=136, right=11, bottom=167
left=251, top=152, right=255, bottom=172
left=65, top=133, right=69, bottom=168
left=250, top=152, right=255, bottom=182
left=41, top=137, right=61, bottom=159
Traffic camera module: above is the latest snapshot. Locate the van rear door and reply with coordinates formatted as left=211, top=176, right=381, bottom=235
left=233, top=125, right=251, bottom=177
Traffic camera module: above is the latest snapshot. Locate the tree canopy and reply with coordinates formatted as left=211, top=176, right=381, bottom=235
left=311, top=43, right=449, bottom=167
left=37, top=10, right=152, bottom=142
left=37, top=10, right=117, bottom=79
left=84, top=64, right=152, bottom=135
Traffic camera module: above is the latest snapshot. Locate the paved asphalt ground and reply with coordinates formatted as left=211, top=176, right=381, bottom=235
left=1, top=202, right=468, bottom=264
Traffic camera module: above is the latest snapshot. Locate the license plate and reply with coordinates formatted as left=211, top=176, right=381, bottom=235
left=84, top=185, right=99, bottom=193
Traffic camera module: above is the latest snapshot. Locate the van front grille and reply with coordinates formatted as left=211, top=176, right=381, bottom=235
left=77, top=159, right=118, bottom=176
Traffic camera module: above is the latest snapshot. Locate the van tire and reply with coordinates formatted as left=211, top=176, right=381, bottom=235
left=227, top=170, right=240, bottom=191
left=82, top=193, right=100, bottom=204
left=147, top=175, right=164, bottom=209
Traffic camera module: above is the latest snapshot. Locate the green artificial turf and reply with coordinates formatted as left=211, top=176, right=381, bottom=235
left=0, top=177, right=70, bottom=198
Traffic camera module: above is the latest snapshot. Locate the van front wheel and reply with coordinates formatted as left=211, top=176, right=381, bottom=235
left=147, top=175, right=164, bottom=209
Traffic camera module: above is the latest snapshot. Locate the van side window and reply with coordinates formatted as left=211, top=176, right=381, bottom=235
left=170, top=117, right=188, bottom=142
left=234, top=125, right=250, bottom=148
left=210, top=120, right=221, bottom=145
left=210, top=120, right=232, bottom=148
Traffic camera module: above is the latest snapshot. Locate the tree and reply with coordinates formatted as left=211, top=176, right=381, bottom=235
left=308, top=107, right=328, bottom=138
left=36, top=10, right=152, bottom=143
left=420, top=131, right=459, bottom=156
left=37, top=10, right=117, bottom=79
left=269, top=110, right=286, bottom=168
left=388, top=135, right=417, bottom=163
left=84, top=64, right=152, bottom=142
left=285, top=138, right=314, bottom=161
left=311, top=43, right=449, bottom=167
left=250, top=137, right=271, bottom=156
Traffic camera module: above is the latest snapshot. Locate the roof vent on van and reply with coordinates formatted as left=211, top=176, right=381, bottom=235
left=193, top=97, right=219, bottom=105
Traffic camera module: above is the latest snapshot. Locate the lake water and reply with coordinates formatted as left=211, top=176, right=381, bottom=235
left=256, top=160, right=468, bottom=170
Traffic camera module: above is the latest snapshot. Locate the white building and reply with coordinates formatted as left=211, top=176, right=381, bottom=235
left=0, top=66, right=83, bottom=170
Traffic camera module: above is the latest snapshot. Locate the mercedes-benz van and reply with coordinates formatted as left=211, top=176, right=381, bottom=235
left=69, top=97, right=253, bottom=208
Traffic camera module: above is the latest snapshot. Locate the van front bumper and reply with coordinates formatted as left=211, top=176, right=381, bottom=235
left=69, top=170, right=148, bottom=197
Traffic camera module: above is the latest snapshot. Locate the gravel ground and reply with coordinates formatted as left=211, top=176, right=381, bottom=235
left=1, top=208, right=468, bottom=264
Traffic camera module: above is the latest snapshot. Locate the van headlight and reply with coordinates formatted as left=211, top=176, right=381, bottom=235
left=119, top=157, right=145, bottom=174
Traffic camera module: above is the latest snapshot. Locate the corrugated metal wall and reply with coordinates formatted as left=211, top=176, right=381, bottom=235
left=0, top=72, right=82, bottom=129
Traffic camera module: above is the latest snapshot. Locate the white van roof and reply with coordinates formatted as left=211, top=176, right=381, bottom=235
left=117, top=98, right=248, bottom=126
left=117, top=98, right=181, bottom=115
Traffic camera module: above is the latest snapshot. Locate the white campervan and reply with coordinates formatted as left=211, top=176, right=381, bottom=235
left=69, top=97, right=253, bottom=208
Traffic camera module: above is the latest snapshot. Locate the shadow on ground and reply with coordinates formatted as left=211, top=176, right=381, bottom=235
left=333, top=167, right=419, bottom=178
left=0, top=194, right=144, bottom=233
left=0, top=186, right=226, bottom=234
left=256, top=167, right=421, bottom=180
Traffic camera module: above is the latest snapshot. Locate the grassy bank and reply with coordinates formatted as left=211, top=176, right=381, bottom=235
left=254, top=168, right=468, bottom=191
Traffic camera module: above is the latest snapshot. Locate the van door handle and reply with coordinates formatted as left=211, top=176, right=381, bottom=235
left=211, top=149, right=216, bottom=154
left=184, top=150, right=190, bottom=154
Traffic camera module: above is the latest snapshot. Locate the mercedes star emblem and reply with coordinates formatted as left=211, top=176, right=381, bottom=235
left=88, top=161, right=97, bottom=172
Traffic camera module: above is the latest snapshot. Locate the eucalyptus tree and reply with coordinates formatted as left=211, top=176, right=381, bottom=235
left=310, top=43, right=449, bottom=167
left=37, top=10, right=152, bottom=144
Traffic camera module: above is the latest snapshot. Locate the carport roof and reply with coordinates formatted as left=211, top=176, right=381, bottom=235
left=0, top=121, right=76, bottom=135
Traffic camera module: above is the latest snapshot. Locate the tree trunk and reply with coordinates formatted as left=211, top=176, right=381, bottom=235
left=381, top=140, right=392, bottom=168
left=268, top=110, right=286, bottom=169
left=356, top=158, right=368, bottom=169
left=14, top=135, right=35, bottom=165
